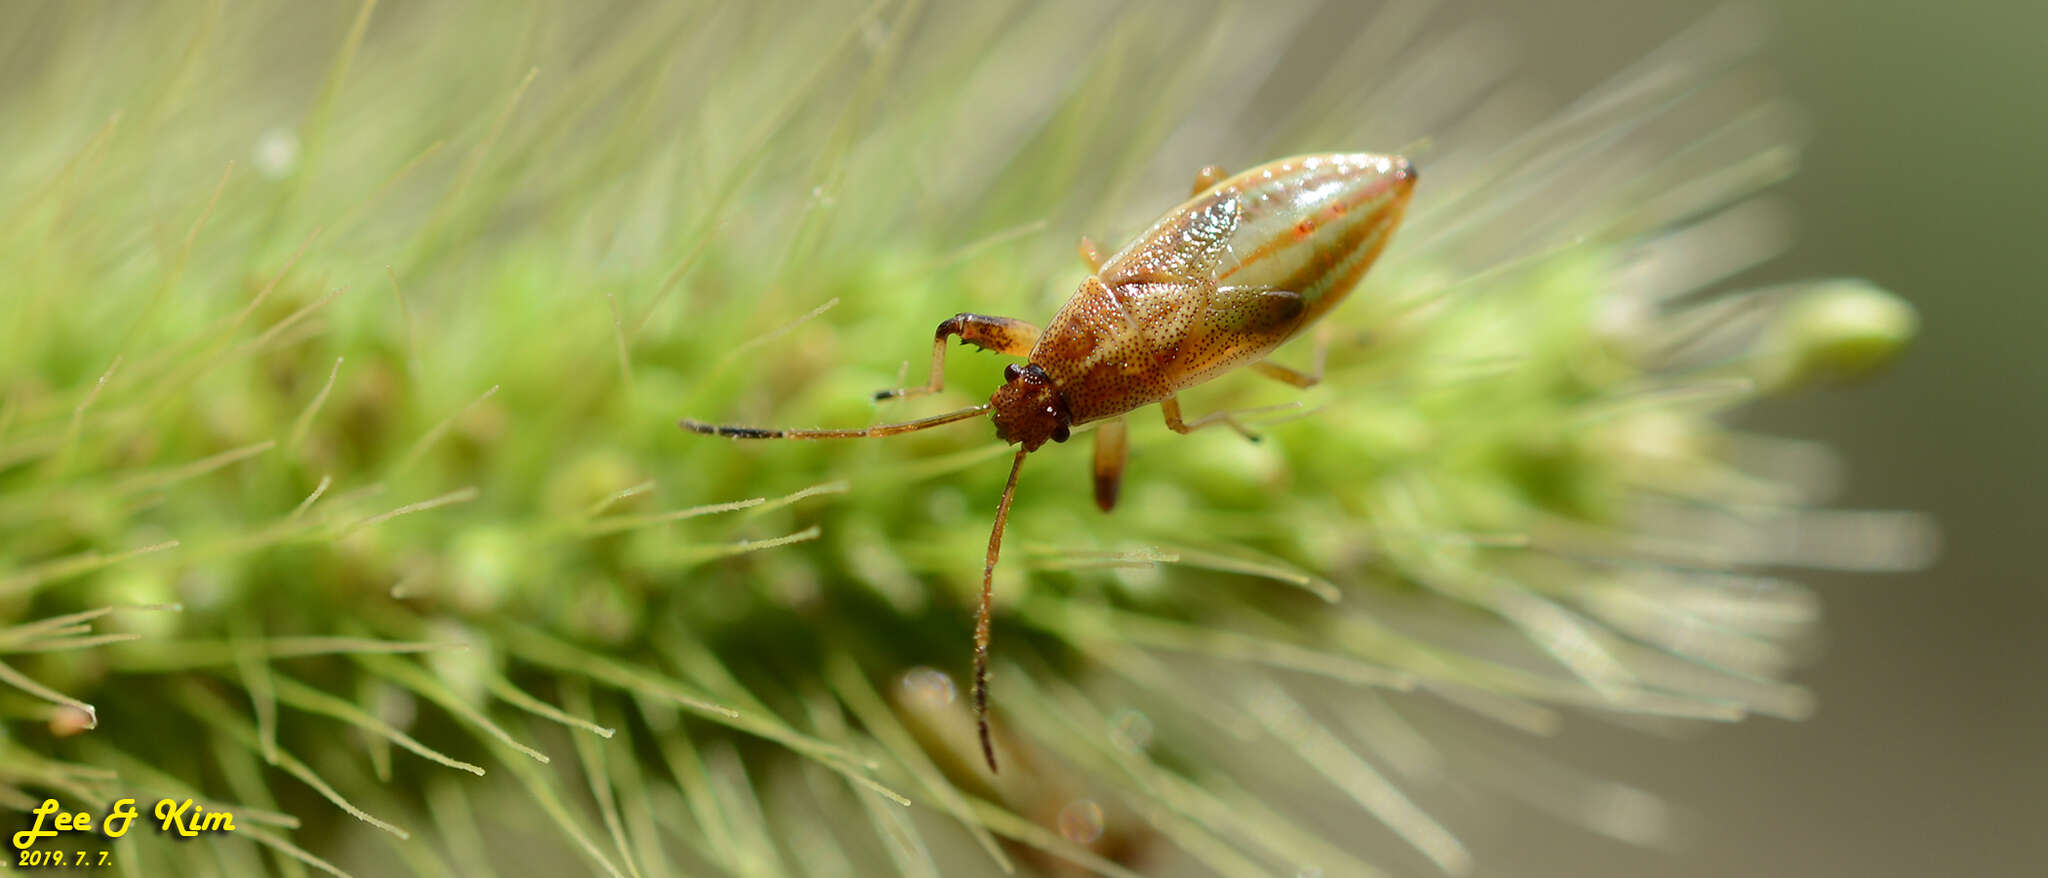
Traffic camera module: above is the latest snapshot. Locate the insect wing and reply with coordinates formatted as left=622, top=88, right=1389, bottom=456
left=1210, top=153, right=1414, bottom=322
left=1100, top=194, right=1242, bottom=287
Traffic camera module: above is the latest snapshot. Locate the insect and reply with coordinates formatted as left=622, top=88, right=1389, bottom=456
left=682, top=153, right=1416, bottom=772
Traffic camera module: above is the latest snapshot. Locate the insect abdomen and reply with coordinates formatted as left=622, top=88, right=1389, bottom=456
left=1210, top=153, right=1414, bottom=323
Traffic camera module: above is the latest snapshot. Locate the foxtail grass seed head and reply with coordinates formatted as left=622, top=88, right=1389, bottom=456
left=0, top=3, right=1926, bottom=876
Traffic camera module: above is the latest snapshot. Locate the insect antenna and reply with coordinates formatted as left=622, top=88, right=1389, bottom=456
left=975, top=446, right=1028, bottom=774
left=679, top=403, right=992, bottom=440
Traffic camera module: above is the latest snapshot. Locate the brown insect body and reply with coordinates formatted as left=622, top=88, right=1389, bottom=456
left=682, top=153, right=1416, bottom=773
left=995, top=153, right=1414, bottom=444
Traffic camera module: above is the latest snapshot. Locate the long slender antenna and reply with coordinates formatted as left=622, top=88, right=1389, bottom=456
left=975, top=446, right=1029, bottom=774
left=680, top=403, right=992, bottom=440
left=685, top=400, right=1022, bottom=773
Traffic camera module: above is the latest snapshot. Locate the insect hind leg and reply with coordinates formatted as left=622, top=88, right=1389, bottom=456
left=874, top=314, right=1042, bottom=402
left=1160, top=396, right=1302, bottom=443
left=1249, top=325, right=1333, bottom=389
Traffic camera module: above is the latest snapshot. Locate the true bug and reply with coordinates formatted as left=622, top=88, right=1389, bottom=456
left=683, top=153, right=1416, bottom=772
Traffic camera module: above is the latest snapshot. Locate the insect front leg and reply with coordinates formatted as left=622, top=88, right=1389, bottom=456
left=873, top=314, right=1042, bottom=402
left=1091, top=416, right=1128, bottom=512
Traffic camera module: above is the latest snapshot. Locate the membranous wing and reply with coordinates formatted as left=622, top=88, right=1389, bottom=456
left=1100, top=193, right=1242, bottom=288
left=1113, top=154, right=1415, bottom=323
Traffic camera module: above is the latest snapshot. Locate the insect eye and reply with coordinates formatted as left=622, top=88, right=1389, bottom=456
left=1003, top=364, right=1023, bottom=381
left=1051, top=425, right=1070, bottom=443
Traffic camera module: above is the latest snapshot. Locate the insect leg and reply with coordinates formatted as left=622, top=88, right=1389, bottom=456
left=1249, top=326, right=1331, bottom=388
left=1249, top=361, right=1316, bottom=388
left=1191, top=165, right=1228, bottom=196
left=1091, top=416, right=1128, bottom=512
left=1160, top=396, right=1264, bottom=442
left=1077, top=236, right=1104, bottom=272
left=873, top=314, right=1042, bottom=402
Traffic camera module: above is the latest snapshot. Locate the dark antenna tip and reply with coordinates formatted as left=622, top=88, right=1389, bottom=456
left=979, top=713, right=999, bottom=774
left=676, top=403, right=992, bottom=441
left=677, top=418, right=777, bottom=439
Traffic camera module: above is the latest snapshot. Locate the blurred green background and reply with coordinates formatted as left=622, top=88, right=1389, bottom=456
left=1493, top=1, right=2046, bottom=875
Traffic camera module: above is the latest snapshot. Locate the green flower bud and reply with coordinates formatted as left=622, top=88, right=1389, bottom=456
left=1756, top=280, right=1918, bottom=389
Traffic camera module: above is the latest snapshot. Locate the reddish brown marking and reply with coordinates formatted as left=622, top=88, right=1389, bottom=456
left=1277, top=207, right=1406, bottom=321
left=1217, top=170, right=1407, bottom=284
